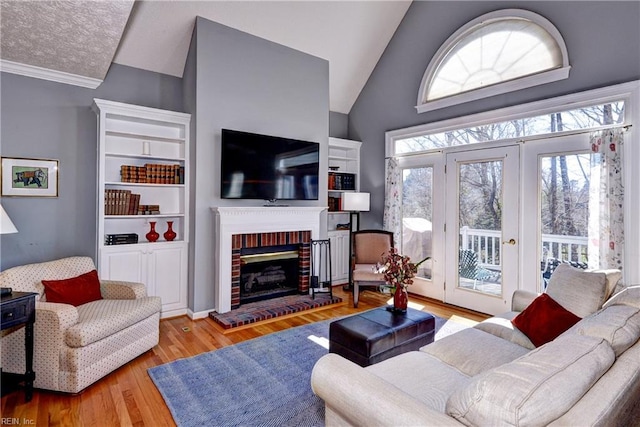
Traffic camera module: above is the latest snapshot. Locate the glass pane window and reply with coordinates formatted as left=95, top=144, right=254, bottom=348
left=428, top=19, right=562, bottom=101
left=539, top=153, right=590, bottom=288
left=457, top=161, right=503, bottom=295
left=395, top=101, right=625, bottom=154
left=401, top=167, right=433, bottom=279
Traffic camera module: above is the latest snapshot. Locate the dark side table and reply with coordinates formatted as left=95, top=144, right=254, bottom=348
left=1, top=291, right=37, bottom=402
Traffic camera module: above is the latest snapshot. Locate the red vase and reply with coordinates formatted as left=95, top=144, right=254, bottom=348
left=393, top=285, right=408, bottom=313
left=164, top=221, right=177, bottom=241
left=146, top=221, right=159, bottom=242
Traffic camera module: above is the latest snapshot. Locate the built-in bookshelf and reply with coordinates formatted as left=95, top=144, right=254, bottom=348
left=327, top=137, right=361, bottom=285
left=93, top=99, right=190, bottom=318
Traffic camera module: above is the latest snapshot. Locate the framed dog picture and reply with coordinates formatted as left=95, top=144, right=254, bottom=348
left=1, top=157, right=59, bottom=197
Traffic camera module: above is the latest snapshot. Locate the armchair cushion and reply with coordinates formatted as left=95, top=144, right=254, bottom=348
left=65, top=297, right=162, bottom=347
left=512, top=293, right=581, bottom=347
left=100, top=279, right=148, bottom=299
left=41, top=269, right=103, bottom=306
left=353, top=264, right=385, bottom=282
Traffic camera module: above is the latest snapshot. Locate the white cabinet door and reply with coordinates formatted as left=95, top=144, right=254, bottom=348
left=329, top=231, right=350, bottom=285
left=100, top=247, right=147, bottom=284
left=99, top=242, right=187, bottom=318
left=147, top=243, right=187, bottom=315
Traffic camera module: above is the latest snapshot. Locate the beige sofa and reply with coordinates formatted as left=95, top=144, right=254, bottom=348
left=312, top=265, right=640, bottom=426
left=1, top=256, right=161, bottom=393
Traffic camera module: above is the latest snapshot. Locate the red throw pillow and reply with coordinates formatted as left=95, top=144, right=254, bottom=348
left=41, top=269, right=103, bottom=307
left=511, top=293, right=581, bottom=347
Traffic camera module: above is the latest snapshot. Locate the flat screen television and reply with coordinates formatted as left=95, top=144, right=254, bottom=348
left=220, top=129, right=319, bottom=201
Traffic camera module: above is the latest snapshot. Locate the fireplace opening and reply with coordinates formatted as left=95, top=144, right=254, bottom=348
left=239, top=244, right=300, bottom=304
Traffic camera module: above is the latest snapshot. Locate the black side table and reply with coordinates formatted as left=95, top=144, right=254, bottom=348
left=1, top=291, right=37, bottom=402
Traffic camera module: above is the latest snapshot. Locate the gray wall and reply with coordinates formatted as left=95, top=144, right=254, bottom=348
left=349, top=1, right=640, bottom=229
left=329, top=111, right=349, bottom=139
left=0, top=64, right=183, bottom=270
left=185, top=17, right=329, bottom=313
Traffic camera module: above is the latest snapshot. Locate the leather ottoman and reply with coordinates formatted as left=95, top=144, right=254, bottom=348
left=329, top=307, right=435, bottom=367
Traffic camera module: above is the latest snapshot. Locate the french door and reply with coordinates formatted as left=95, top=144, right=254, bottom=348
left=444, top=145, right=519, bottom=315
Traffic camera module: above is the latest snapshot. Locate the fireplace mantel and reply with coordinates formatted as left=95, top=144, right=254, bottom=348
left=211, top=206, right=325, bottom=313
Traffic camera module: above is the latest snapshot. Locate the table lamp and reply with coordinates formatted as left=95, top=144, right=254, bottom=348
left=342, top=192, right=370, bottom=291
left=0, top=205, right=18, bottom=234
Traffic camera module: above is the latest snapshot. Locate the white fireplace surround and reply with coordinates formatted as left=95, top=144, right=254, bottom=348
left=211, top=206, right=325, bottom=313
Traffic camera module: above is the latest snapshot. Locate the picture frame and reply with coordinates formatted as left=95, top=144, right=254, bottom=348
left=1, top=157, right=59, bottom=197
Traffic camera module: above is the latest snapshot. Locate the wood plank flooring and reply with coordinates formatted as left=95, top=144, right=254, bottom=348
left=1, top=287, right=488, bottom=427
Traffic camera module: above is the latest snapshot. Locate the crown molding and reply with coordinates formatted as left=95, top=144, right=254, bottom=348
left=0, top=59, right=102, bottom=89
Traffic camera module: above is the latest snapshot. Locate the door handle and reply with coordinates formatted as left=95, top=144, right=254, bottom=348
left=502, top=238, right=516, bottom=245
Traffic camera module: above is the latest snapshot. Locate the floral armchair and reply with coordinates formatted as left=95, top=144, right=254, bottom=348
left=0, top=256, right=161, bottom=393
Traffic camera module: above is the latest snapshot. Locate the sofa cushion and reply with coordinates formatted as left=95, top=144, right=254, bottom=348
left=572, top=304, right=640, bottom=356
left=512, top=293, right=581, bottom=347
left=546, top=263, right=607, bottom=317
left=65, top=297, right=161, bottom=347
left=420, top=328, right=530, bottom=376
left=366, top=351, right=471, bottom=412
left=474, top=315, right=535, bottom=350
left=589, top=269, right=622, bottom=301
left=41, top=270, right=103, bottom=307
left=603, top=285, right=640, bottom=310
left=446, top=334, right=615, bottom=427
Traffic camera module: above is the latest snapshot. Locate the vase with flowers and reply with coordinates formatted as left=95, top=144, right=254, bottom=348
left=380, top=247, right=430, bottom=313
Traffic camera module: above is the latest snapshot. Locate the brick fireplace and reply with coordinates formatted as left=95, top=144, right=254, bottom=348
left=232, top=231, right=311, bottom=308
left=211, top=206, right=324, bottom=313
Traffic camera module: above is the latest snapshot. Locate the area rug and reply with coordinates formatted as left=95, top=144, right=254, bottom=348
left=148, top=313, right=470, bottom=427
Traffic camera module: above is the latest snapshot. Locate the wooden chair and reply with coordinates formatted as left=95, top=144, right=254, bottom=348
left=352, top=230, right=394, bottom=307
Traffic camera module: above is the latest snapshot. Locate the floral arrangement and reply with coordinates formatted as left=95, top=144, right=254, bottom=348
left=380, top=247, right=430, bottom=291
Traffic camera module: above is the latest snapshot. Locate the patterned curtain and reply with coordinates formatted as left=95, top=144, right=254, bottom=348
left=588, top=128, right=624, bottom=270
left=383, top=157, right=402, bottom=246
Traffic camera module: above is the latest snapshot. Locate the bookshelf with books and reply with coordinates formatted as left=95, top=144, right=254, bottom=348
left=93, top=99, right=190, bottom=318
left=327, top=137, right=361, bottom=285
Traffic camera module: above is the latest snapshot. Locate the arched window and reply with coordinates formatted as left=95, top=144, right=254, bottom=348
left=416, top=9, right=570, bottom=113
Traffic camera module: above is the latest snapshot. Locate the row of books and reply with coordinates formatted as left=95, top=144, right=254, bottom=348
left=105, top=190, right=141, bottom=215
left=328, top=196, right=343, bottom=212
left=328, top=172, right=356, bottom=191
left=120, top=164, right=185, bottom=184
left=105, top=233, right=139, bottom=246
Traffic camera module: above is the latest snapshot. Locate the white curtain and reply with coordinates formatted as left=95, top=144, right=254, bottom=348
left=588, top=128, right=624, bottom=270
left=383, top=157, right=402, bottom=246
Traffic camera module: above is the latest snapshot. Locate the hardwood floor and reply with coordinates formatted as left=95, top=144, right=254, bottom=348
left=1, top=287, right=488, bottom=426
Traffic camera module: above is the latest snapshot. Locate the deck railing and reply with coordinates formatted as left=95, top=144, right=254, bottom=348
left=459, top=226, right=589, bottom=269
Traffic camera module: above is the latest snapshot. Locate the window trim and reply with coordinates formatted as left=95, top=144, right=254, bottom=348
left=392, top=80, right=638, bottom=158
left=416, top=9, right=571, bottom=114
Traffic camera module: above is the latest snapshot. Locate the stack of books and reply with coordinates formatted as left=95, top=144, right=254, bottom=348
left=137, top=204, right=160, bottom=215
left=105, top=233, right=139, bottom=246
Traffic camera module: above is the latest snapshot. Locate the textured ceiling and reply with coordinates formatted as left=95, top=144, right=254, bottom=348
left=1, top=0, right=134, bottom=80
left=0, top=1, right=411, bottom=114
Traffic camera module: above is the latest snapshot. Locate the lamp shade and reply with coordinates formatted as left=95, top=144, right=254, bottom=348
left=342, top=192, right=370, bottom=212
left=0, top=205, right=18, bottom=234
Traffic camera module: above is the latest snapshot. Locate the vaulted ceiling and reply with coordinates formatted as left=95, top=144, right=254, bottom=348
left=0, top=0, right=412, bottom=114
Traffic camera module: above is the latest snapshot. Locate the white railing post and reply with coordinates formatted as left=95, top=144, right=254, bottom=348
left=461, top=226, right=469, bottom=250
